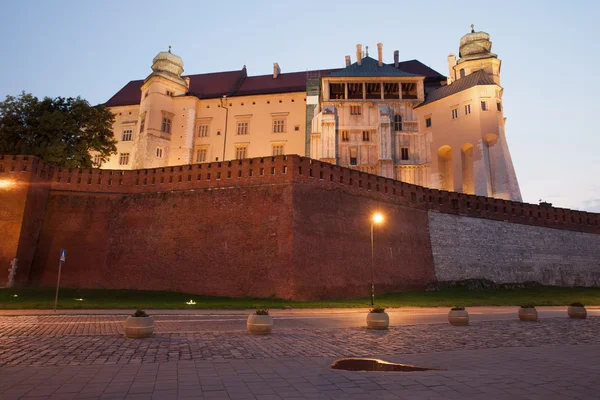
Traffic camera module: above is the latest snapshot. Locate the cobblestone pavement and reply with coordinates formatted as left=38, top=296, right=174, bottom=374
left=0, top=316, right=598, bottom=366
left=0, top=345, right=599, bottom=399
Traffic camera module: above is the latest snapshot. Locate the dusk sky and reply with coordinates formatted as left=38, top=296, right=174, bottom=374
left=0, top=0, right=598, bottom=211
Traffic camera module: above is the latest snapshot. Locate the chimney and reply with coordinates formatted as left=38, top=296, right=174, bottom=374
left=356, top=44, right=362, bottom=66
left=394, top=50, right=399, bottom=68
left=345, top=55, right=351, bottom=67
left=377, top=43, right=383, bottom=67
left=447, top=54, right=456, bottom=84
left=273, top=62, right=281, bottom=79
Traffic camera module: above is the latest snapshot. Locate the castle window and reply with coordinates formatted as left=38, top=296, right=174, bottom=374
left=497, top=101, right=502, bottom=112
left=348, top=83, right=362, bottom=99
left=272, top=119, right=285, bottom=133
left=330, top=83, right=345, bottom=100
left=362, top=130, right=371, bottom=141
left=465, top=104, right=471, bottom=115
left=122, top=129, right=133, bottom=141
left=451, top=108, right=458, bottom=119
left=119, top=153, right=130, bottom=165
left=401, top=147, right=409, bottom=160
left=196, top=148, right=207, bottom=162
left=156, top=147, right=163, bottom=158
left=341, top=130, right=349, bottom=142
left=393, top=114, right=402, bottom=131
left=365, top=83, right=381, bottom=100
left=425, top=117, right=432, bottom=127
left=272, top=145, right=284, bottom=156
left=166, top=90, right=174, bottom=97
left=349, top=147, right=358, bottom=165
left=460, top=68, right=465, bottom=78
left=235, top=146, right=248, bottom=159
left=198, top=124, right=209, bottom=137
left=237, top=121, right=249, bottom=135
left=481, top=101, right=488, bottom=111
left=92, top=155, right=102, bottom=167
left=401, top=83, right=418, bottom=99
left=383, top=82, right=400, bottom=99
left=161, top=117, right=171, bottom=133
left=350, top=105, right=362, bottom=115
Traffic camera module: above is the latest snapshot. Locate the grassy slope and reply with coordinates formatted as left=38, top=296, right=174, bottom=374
left=1, top=286, right=600, bottom=309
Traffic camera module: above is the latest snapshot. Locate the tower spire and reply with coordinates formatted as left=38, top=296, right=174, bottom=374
left=470, top=24, right=475, bottom=33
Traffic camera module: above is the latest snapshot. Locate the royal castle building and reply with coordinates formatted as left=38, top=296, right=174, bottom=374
left=103, top=27, right=521, bottom=201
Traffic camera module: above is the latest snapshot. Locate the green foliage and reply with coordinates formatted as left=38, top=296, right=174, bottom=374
left=370, top=306, right=386, bottom=313
left=255, top=309, right=269, bottom=315
left=451, top=306, right=465, bottom=311
left=570, top=302, right=584, bottom=307
left=132, top=309, right=149, bottom=317
left=0, top=92, right=117, bottom=167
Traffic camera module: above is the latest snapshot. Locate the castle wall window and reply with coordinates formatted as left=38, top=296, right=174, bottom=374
left=350, top=147, right=358, bottom=165
left=235, top=146, right=248, bottom=159
left=196, top=148, right=207, bottom=162
left=481, top=101, right=488, bottom=111
left=348, top=83, right=362, bottom=99
left=465, top=104, right=471, bottom=115
left=161, top=117, right=171, bottom=133
left=341, top=130, right=349, bottom=142
left=425, top=117, right=432, bottom=127
left=350, top=105, right=362, bottom=115
left=237, top=121, right=249, bottom=135
left=401, top=83, right=418, bottom=99
left=272, top=144, right=284, bottom=156
left=122, top=129, right=133, bottom=141
left=451, top=108, right=458, bottom=119
left=384, top=83, right=400, bottom=99
left=139, top=116, right=145, bottom=133
left=460, top=68, right=465, bottom=78
left=330, top=83, right=345, bottom=100
left=198, top=124, right=209, bottom=137
left=272, top=119, right=285, bottom=133
left=401, top=147, right=409, bottom=160
left=497, top=101, right=502, bottom=112
left=166, top=90, right=174, bottom=96
left=92, top=155, right=102, bottom=167
left=156, top=147, right=163, bottom=158
left=119, top=153, right=130, bottom=165
left=365, top=83, right=381, bottom=100
left=362, top=130, right=371, bottom=142
left=393, top=114, right=402, bottom=131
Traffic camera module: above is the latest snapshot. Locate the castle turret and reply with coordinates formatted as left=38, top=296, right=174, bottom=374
left=454, top=25, right=501, bottom=85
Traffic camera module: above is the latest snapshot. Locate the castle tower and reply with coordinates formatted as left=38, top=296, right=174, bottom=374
left=418, top=27, right=521, bottom=201
left=134, top=48, right=194, bottom=169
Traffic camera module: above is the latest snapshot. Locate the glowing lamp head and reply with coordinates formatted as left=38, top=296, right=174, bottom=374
left=0, top=179, right=15, bottom=189
left=372, top=213, right=384, bottom=224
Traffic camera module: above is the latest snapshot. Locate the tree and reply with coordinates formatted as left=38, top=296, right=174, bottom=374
left=0, top=92, right=117, bottom=168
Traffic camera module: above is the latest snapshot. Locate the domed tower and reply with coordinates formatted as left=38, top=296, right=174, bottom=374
left=134, top=47, right=192, bottom=169
left=447, top=25, right=501, bottom=85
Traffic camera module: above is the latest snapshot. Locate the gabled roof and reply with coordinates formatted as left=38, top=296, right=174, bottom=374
left=328, top=56, right=420, bottom=77
left=415, top=70, right=497, bottom=108
left=232, top=69, right=339, bottom=97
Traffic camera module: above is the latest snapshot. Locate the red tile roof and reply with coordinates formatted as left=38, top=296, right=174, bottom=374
left=104, top=61, right=444, bottom=107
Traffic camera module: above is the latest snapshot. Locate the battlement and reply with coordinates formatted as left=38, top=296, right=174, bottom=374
left=1, top=154, right=598, bottom=234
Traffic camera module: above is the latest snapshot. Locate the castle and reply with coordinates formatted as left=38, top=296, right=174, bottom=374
left=103, top=27, right=521, bottom=201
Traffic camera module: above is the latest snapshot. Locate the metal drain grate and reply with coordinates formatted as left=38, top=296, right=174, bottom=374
left=330, top=358, right=435, bottom=372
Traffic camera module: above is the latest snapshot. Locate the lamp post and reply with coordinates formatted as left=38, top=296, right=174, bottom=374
left=370, top=212, right=384, bottom=306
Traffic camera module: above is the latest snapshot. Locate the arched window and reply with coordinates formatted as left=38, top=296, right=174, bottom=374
left=460, top=68, right=465, bottom=78
left=393, top=114, right=402, bottom=131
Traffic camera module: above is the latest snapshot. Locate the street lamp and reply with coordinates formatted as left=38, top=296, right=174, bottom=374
left=370, top=212, right=384, bottom=306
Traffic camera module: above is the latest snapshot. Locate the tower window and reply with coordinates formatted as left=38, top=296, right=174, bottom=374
left=465, top=104, right=471, bottom=115
left=156, top=148, right=163, bottom=158
left=481, top=101, right=488, bottom=111
left=497, top=102, right=502, bottom=112
left=122, top=129, right=133, bottom=141
left=341, top=130, right=349, bottom=142
left=425, top=117, right=432, bottom=127
left=196, top=148, right=207, bottom=162
left=161, top=117, right=171, bottom=133
left=166, top=90, right=174, bottom=96
left=350, top=147, right=358, bottom=165
left=139, top=116, right=145, bottom=133
left=451, top=108, right=458, bottom=119
left=237, top=121, right=249, bottom=135
left=119, top=153, right=130, bottom=165
left=362, top=131, right=371, bottom=141
left=393, top=114, right=402, bottom=131
left=401, top=147, right=409, bottom=160
left=350, top=105, right=362, bottom=115
left=235, top=146, right=248, bottom=159
left=460, top=69, right=465, bottom=78
left=198, top=124, right=209, bottom=137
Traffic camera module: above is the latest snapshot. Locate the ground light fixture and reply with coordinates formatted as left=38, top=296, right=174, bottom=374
left=370, top=212, right=384, bottom=306
left=186, top=300, right=197, bottom=305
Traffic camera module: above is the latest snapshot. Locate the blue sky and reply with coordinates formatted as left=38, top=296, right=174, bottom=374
left=1, top=0, right=598, bottom=211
